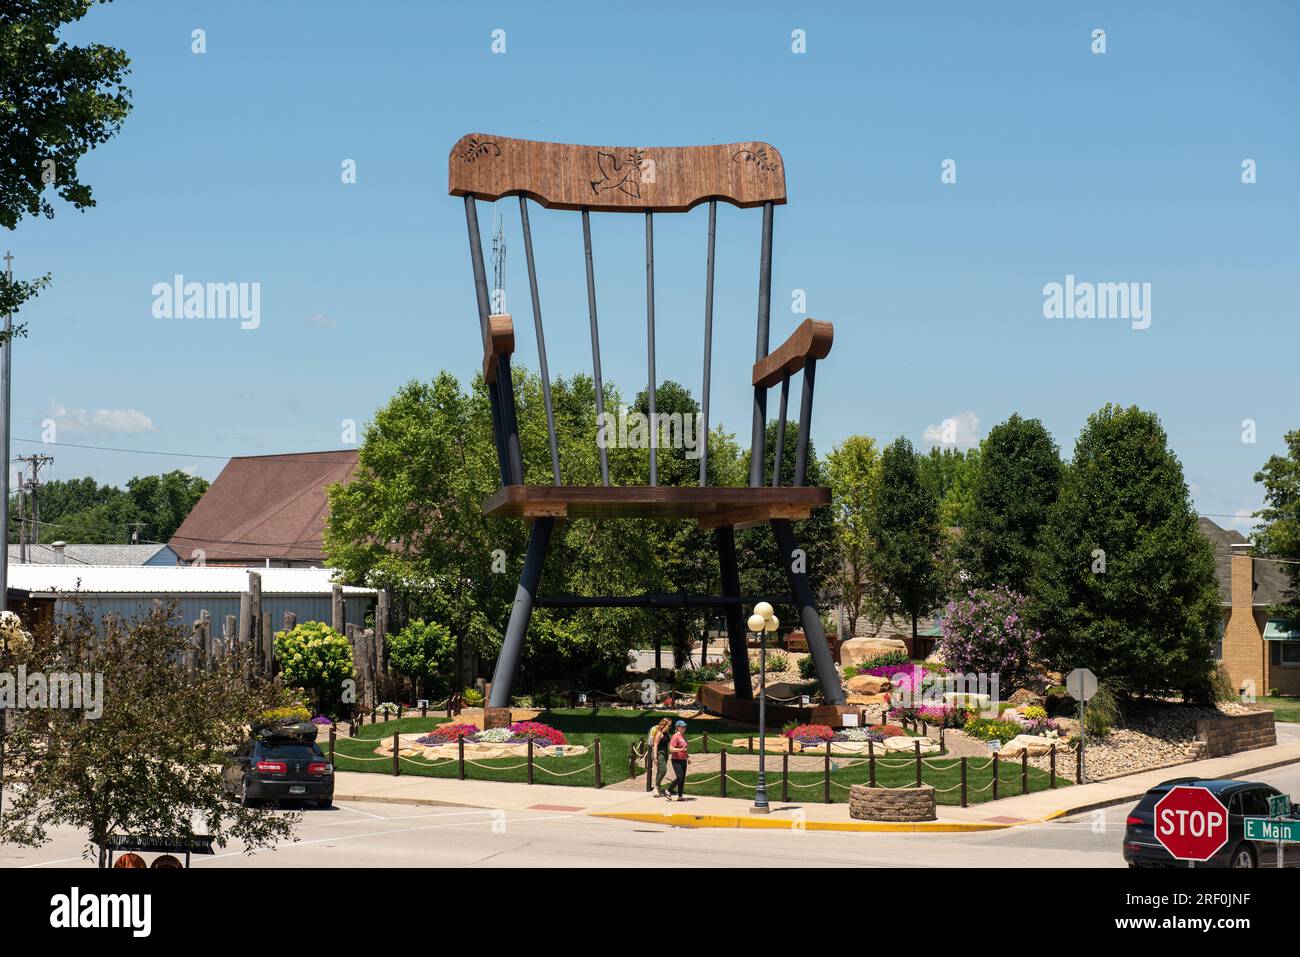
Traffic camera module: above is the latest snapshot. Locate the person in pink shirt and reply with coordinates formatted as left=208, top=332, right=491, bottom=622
left=668, top=720, right=689, bottom=801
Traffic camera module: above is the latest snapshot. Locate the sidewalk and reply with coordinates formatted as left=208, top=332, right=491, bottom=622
left=331, top=738, right=1300, bottom=833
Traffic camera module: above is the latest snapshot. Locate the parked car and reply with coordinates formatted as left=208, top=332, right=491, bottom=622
left=1123, top=777, right=1298, bottom=868
left=223, top=722, right=333, bottom=809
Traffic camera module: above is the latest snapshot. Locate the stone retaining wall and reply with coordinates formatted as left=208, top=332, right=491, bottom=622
left=849, top=784, right=936, bottom=822
left=1194, top=709, right=1276, bottom=758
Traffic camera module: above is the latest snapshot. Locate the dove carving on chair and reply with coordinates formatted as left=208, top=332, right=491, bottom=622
left=590, top=150, right=645, bottom=198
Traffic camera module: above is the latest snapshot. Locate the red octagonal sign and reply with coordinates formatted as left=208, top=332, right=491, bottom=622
left=1153, top=786, right=1229, bottom=861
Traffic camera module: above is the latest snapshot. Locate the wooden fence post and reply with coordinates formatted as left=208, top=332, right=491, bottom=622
left=223, top=614, right=236, bottom=665
left=1050, top=744, right=1057, bottom=788
left=782, top=752, right=789, bottom=802
left=702, top=731, right=709, bottom=754
left=720, top=750, right=727, bottom=799
left=392, top=731, right=399, bottom=776
left=824, top=746, right=831, bottom=804
left=376, top=588, right=390, bottom=679
left=248, top=570, right=263, bottom=675
left=961, top=757, right=968, bottom=807
left=594, top=738, right=602, bottom=789
left=1021, top=750, right=1029, bottom=795
left=868, top=740, right=876, bottom=787
left=1076, top=743, right=1083, bottom=784
left=992, top=752, right=999, bottom=801
left=331, top=584, right=345, bottom=633
left=527, top=738, right=534, bottom=785
left=237, top=591, right=251, bottom=680
left=329, top=724, right=336, bottom=767
left=644, top=743, right=653, bottom=792
left=914, top=740, right=922, bottom=788
left=261, top=613, right=274, bottom=677
left=458, top=735, right=465, bottom=780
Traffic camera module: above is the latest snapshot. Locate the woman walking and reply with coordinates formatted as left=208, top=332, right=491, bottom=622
left=650, top=718, right=672, bottom=797
left=669, top=719, right=689, bottom=801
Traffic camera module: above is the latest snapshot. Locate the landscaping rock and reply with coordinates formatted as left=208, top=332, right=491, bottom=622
left=996, top=734, right=1063, bottom=758
left=882, top=735, right=940, bottom=754
left=846, top=674, right=891, bottom=695
left=1007, top=688, right=1044, bottom=708
left=840, top=637, right=908, bottom=667
left=943, top=691, right=991, bottom=710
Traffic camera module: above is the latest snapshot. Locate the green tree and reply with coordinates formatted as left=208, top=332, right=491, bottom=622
left=126, top=470, right=209, bottom=541
left=956, top=414, right=1062, bottom=593
left=1253, top=428, right=1300, bottom=612
left=1029, top=405, right=1219, bottom=699
left=388, top=619, right=457, bottom=700
left=0, top=600, right=296, bottom=865
left=869, top=437, right=945, bottom=643
left=826, top=435, right=886, bottom=637
left=1, top=0, right=133, bottom=329
left=916, top=446, right=981, bottom=528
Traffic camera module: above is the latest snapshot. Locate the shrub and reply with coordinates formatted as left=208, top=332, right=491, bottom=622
left=1084, top=681, right=1123, bottom=736
left=917, top=704, right=971, bottom=728
left=258, top=704, right=311, bottom=724
left=939, top=587, right=1040, bottom=690
left=273, top=621, right=354, bottom=714
left=765, top=651, right=789, bottom=672
left=388, top=619, right=457, bottom=700
left=1211, top=664, right=1236, bottom=703
left=799, top=656, right=819, bottom=680
left=962, top=717, right=1024, bottom=743
left=1021, top=705, right=1047, bottom=722
left=461, top=687, right=484, bottom=707
left=859, top=651, right=912, bottom=670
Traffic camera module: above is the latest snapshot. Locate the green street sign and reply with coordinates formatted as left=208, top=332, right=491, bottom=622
left=1268, top=794, right=1291, bottom=818
left=1244, top=817, right=1300, bottom=843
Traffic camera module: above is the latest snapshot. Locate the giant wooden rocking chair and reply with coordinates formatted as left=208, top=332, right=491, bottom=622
left=450, top=134, right=844, bottom=708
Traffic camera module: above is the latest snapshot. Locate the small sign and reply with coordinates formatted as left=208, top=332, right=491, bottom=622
left=417, top=699, right=429, bottom=709
left=800, top=695, right=810, bottom=706
left=577, top=693, right=588, bottom=705
left=1245, top=817, right=1300, bottom=843
left=1268, top=793, right=1291, bottom=818
left=989, top=739, right=1002, bottom=752
left=1066, top=668, right=1098, bottom=703
left=842, top=713, right=859, bottom=727
left=553, top=746, right=565, bottom=758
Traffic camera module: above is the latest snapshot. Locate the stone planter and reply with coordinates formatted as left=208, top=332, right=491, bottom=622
left=849, top=784, right=936, bottom=822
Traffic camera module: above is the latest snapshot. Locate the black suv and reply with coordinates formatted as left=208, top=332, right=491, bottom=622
left=223, top=723, right=334, bottom=809
left=1123, top=777, right=1298, bottom=868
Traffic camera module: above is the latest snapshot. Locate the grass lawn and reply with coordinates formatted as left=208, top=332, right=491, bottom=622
left=325, top=708, right=760, bottom=789
left=1254, top=696, right=1300, bottom=724
left=684, top=752, right=1073, bottom=806
left=325, top=707, right=1070, bottom=805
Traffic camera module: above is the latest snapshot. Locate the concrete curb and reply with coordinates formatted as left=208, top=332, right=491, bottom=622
left=588, top=810, right=1064, bottom=832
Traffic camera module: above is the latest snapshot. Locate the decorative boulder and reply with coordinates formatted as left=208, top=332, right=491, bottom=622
left=882, top=735, right=940, bottom=754
left=996, top=734, right=1063, bottom=758
left=840, top=637, right=908, bottom=667
left=943, top=691, right=991, bottom=710
left=1007, top=688, right=1044, bottom=708
left=846, top=674, right=891, bottom=695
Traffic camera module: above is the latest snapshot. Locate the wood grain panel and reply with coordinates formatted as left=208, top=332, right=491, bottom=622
left=752, top=318, right=834, bottom=388
left=482, top=485, right=829, bottom=522
left=449, top=134, right=787, bottom=213
left=482, top=313, right=514, bottom=384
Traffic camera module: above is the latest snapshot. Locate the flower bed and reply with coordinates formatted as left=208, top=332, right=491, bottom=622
left=416, top=720, right=567, bottom=748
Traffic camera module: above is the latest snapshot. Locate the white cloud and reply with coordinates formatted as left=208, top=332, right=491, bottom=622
left=49, top=402, right=157, bottom=434
left=922, top=410, right=981, bottom=449
left=1226, top=509, right=1260, bottom=536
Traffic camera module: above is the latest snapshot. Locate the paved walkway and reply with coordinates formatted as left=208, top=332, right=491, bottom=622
left=331, top=737, right=1300, bottom=832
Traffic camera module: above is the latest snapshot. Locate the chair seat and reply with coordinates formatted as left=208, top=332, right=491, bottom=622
left=482, top=485, right=830, bottom=527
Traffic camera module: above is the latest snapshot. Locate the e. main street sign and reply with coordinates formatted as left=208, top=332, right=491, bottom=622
left=1244, top=817, right=1300, bottom=843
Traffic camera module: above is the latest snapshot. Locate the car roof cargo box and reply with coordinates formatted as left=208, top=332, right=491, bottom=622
left=252, top=720, right=318, bottom=743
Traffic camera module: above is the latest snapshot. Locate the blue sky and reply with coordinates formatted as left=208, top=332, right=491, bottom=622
left=9, top=0, right=1298, bottom=534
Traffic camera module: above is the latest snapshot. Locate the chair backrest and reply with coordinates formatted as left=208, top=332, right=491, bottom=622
left=450, top=133, right=807, bottom=493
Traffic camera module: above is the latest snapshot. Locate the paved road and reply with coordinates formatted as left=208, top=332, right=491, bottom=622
left=5, top=762, right=1297, bottom=869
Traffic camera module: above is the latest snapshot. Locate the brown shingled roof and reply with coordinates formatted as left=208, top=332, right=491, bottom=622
left=1197, top=516, right=1292, bottom=607
left=169, top=450, right=357, bottom=564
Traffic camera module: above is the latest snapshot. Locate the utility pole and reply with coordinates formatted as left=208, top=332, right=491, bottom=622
left=14, top=454, right=52, bottom=552
left=128, top=520, right=146, bottom=545
left=14, top=468, right=24, bottom=563
left=1, top=250, right=12, bottom=611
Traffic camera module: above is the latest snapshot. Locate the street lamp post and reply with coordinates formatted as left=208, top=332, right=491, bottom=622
left=748, top=601, right=779, bottom=814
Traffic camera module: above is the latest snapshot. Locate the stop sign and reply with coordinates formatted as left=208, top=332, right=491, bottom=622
left=1153, top=786, right=1229, bottom=861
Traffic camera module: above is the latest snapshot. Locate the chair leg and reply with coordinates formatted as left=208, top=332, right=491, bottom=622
left=715, top=525, right=753, bottom=700
left=488, top=517, right=554, bottom=707
left=771, top=518, right=844, bottom=705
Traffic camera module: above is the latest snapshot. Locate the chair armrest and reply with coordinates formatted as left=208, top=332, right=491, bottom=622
left=752, top=318, right=833, bottom=388
left=482, top=313, right=515, bottom=384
